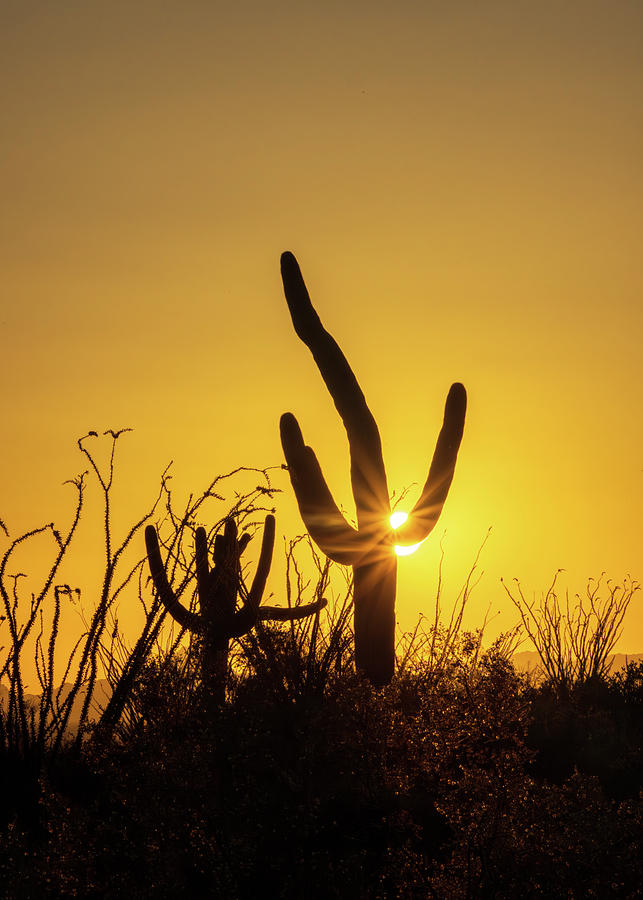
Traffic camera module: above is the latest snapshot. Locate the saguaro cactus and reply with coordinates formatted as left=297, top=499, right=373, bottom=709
left=145, top=514, right=326, bottom=704
left=279, top=251, right=467, bottom=686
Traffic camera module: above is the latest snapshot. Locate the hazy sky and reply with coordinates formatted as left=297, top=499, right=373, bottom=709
left=2, top=1, right=642, bottom=659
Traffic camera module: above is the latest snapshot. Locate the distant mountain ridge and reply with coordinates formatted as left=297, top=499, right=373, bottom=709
left=511, top=651, right=643, bottom=675
left=2, top=654, right=642, bottom=722
left=0, top=679, right=112, bottom=727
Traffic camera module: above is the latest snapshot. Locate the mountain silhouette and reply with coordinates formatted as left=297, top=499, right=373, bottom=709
left=0, top=679, right=112, bottom=731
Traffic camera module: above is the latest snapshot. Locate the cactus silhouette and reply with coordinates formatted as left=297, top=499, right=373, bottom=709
left=145, top=514, right=326, bottom=704
left=279, top=251, right=467, bottom=686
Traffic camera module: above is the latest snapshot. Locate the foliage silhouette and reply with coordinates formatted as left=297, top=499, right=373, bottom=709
left=231, top=533, right=355, bottom=705
left=523, top=662, right=643, bottom=800
left=7, top=610, right=642, bottom=899
left=503, top=571, right=640, bottom=693
left=279, top=250, right=467, bottom=685
left=0, top=430, right=164, bottom=831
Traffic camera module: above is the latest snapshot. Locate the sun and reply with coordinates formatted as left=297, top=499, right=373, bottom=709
left=389, top=511, right=423, bottom=556
left=389, top=510, right=409, bottom=530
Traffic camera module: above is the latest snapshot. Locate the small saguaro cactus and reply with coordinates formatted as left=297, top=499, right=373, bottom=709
left=279, top=251, right=467, bottom=686
left=145, top=514, right=327, bottom=705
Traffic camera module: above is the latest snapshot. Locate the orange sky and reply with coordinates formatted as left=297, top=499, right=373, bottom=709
left=2, top=1, right=642, bottom=668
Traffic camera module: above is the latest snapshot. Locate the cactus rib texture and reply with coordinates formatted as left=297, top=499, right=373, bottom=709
left=145, top=514, right=326, bottom=703
left=279, top=251, right=467, bottom=686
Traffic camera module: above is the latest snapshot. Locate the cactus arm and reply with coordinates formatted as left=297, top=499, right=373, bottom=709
left=247, top=514, right=276, bottom=608
left=214, top=518, right=238, bottom=568
left=194, top=527, right=210, bottom=597
left=260, top=596, right=328, bottom=621
left=227, top=514, right=274, bottom=635
left=237, top=532, right=252, bottom=556
left=144, top=525, right=204, bottom=632
left=280, top=251, right=390, bottom=525
left=280, top=413, right=364, bottom=565
left=394, top=382, right=467, bottom=546
left=226, top=597, right=327, bottom=637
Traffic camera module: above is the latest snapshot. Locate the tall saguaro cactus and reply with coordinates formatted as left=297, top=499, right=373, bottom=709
left=145, top=514, right=326, bottom=704
left=279, top=251, right=467, bottom=686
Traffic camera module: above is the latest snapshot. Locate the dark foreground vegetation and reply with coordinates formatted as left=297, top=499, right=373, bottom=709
left=2, top=434, right=642, bottom=898
left=3, top=637, right=643, bottom=898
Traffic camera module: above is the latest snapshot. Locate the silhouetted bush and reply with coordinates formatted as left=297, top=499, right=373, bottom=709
left=524, top=668, right=643, bottom=802
left=504, top=571, right=640, bottom=692
left=3, top=608, right=643, bottom=897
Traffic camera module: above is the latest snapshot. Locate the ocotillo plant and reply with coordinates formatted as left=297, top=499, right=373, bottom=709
left=145, top=514, right=327, bottom=705
left=279, top=251, right=467, bottom=686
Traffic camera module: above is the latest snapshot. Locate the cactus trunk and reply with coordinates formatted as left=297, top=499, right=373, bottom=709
left=353, top=550, right=397, bottom=686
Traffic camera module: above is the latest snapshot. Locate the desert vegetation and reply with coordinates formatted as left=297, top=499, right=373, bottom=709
left=1, top=430, right=642, bottom=898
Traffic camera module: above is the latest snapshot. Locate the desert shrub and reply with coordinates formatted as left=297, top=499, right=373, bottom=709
left=501, top=771, right=643, bottom=898
left=523, top=662, right=643, bottom=802
left=609, top=659, right=643, bottom=710
left=503, top=572, right=640, bottom=693
left=231, top=535, right=354, bottom=705
left=2, top=609, right=643, bottom=899
left=0, top=623, right=535, bottom=898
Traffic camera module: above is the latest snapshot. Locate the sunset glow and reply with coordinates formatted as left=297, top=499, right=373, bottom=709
left=2, top=5, right=643, bottom=890
left=1, top=0, right=641, bottom=664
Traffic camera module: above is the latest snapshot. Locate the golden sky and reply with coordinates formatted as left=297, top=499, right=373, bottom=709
left=2, top=1, right=642, bottom=660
